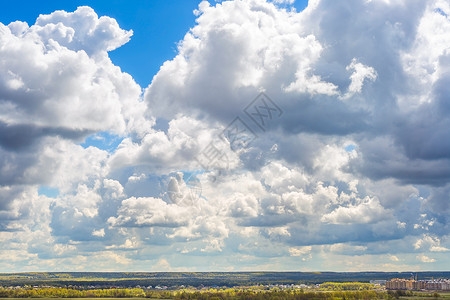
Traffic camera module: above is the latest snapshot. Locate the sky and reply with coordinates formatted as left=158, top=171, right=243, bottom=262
left=0, top=0, right=449, bottom=272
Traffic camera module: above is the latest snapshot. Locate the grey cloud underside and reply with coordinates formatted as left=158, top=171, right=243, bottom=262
left=280, top=97, right=370, bottom=135
left=0, top=121, right=92, bottom=151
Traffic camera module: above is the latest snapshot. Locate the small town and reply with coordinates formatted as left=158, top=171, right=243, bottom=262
left=2, top=278, right=450, bottom=291
left=385, top=278, right=450, bottom=291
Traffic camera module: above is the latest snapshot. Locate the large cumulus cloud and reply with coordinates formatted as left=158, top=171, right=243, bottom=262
left=0, top=6, right=143, bottom=268
left=0, top=5, right=143, bottom=207
left=137, top=0, right=449, bottom=269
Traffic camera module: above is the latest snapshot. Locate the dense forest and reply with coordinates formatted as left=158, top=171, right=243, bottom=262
left=1, top=272, right=449, bottom=288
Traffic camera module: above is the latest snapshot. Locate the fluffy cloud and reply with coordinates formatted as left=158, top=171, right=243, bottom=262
left=33, top=6, right=132, bottom=55
left=289, top=246, right=312, bottom=257
left=0, top=6, right=143, bottom=266
left=414, top=235, right=450, bottom=252
left=0, top=8, right=141, bottom=134
left=417, top=254, right=436, bottom=263
left=0, top=5, right=143, bottom=213
left=108, top=197, right=191, bottom=227
left=321, top=197, right=391, bottom=224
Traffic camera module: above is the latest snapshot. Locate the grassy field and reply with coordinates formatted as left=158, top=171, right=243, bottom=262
left=399, top=292, right=450, bottom=300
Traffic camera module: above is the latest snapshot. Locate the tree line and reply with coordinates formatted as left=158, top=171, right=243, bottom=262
left=0, top=287, right=442, bottom=299
left=0, top=287, right=146, bottom=298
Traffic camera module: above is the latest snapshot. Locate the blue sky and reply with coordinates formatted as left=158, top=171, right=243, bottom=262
left=1, top=0, right=201, bottom=87
left=1, top=0, right=308, bottom=87
left=0, top=0, right=449, bottom=272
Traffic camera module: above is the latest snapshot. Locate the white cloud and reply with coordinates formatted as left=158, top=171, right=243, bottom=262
left=289, top=246, right=312, bottom=261
left=389, top=255, right=399, bottom=262
left=343, top=58, right=377, bottom=97
left=92, top=228, right=105, bottom=237
left=417, top=254, right=436, bottom=263
left=0, top=5, right=142, bottom=228
left=430, top=246, right=449, bottom=252
left=414, top=235, right=449, bottom=252
left=108, top=116, right=240, bottom=174
left=0, top=10, right=141, bottom=134
left=321, top=197, right=390, bottom=224
left=105, top=238, right=138, bottom=249
left=35, top=6, right=132, bottom=54
left=108, top=197, right=190, bottom=227
left=326, top=243, right=368, bottom=254
left=144, top=0, right=341, bottom=121
left=397, top=221, right=406, bottom=229
left=227, top=194, right=259, bottom=218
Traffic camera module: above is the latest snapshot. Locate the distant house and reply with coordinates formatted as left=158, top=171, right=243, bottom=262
left=386, top=278, right=450, bottom=291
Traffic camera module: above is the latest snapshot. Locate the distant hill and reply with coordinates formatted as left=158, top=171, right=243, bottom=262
left=1, top=272, right=449, bottom=287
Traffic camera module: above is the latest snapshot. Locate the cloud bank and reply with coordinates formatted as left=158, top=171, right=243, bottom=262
left=0, top=0, right=449, bottom=271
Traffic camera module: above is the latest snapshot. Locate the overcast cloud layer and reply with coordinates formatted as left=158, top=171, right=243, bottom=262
left=0, top=0, right=449, bottom=271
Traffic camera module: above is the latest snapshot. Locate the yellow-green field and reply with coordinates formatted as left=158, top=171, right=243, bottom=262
left=400, top=292, right=450, bottom=300
left=0, top=299, right=154, bottom=300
